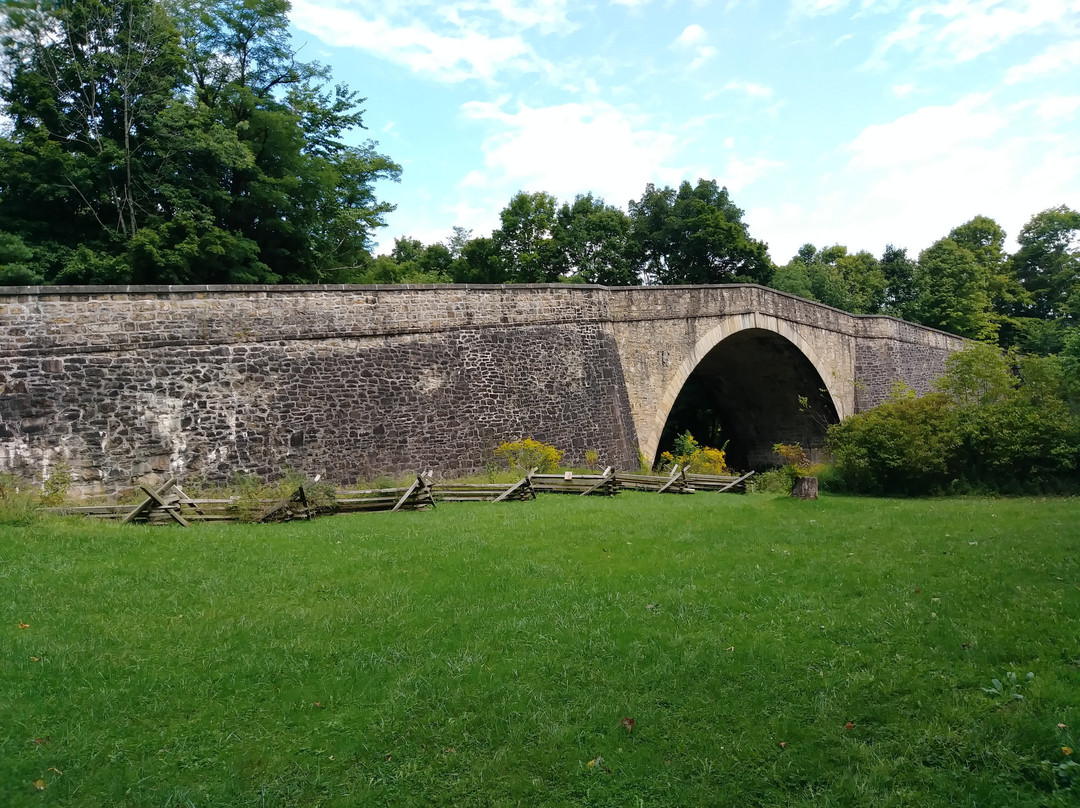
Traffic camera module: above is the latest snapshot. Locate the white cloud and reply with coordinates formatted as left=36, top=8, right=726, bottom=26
left=847, top=93, right=1007, bottom=168
left=891, top=82, right=916, bottom=97
left=458, top=98, right=682, bottom=207
left=440, top=0, right=575, bottom=34
left=290, top=0, right=548, bottom=82
left=689, top=46, right=719, bottom=71
left=713, top=80, right=775, bottom=99
left=789, top=0, right=855, bottom=16
left=673, top=24, right=708, bottom=48
left=1012, top=94, right=1080, bottom=124
left=749, top=91, right=1080, bottom=262
left=869, top=0, right=1080, bottom=67
left=722, top=157, right=785, bottom=193
left=1005, top=40, right=1080, bottom=84
left=671, top=23, right=716, bottom=70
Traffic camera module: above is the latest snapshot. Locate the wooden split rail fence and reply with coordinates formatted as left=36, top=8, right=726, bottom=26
left=50, top=466, right=755, bottom=526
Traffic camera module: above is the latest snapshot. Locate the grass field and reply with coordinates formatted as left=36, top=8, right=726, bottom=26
left=2, top=493, right=1078, bottom=806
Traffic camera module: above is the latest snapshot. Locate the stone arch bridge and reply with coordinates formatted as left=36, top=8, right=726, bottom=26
left=0, top=284, right=965, bottom=496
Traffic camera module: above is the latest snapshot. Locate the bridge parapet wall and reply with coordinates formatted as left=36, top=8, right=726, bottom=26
left=0, top=284, right=611, bottom=356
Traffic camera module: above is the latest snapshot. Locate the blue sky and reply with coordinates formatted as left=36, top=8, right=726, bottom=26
left=288, top=0, right=1080, bottom=264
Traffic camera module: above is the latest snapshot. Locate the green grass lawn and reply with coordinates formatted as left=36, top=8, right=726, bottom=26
left=2, top=493, right=1078, bottom=806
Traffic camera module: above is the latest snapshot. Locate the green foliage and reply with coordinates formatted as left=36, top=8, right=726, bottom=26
left=0, top=231, right=39, bottom=284
left=880, top=244, right=919, bottom=316
left=910, top=238, right=997, bottom=341
left=659, top=430, right=732, bottom=475
left=636, top=446, right=651, bottom=474
left=41, top=457, right=73, bottom=506
left=494, top=191, right=560, bottom=283
left=827, top=391, right=962, bottom=495
left=550, top=193, right=637, bottom=285
left=0, top=0, right=399, bottom=284
left=982, top=670, right=1034, bottom=703
left=0, top=472, right=39, bottom=525
left=748, top=467, right=792, bottom=493
left=829, top=345, right=1080, bottom=495
left=494, top=437, right=564, bottom=473
left=772, top=442, right=812, bottom=476
left=629, top=179, right=772, bottom=285
left=583, top=449, right=600, bottom=470
left=934, top=341, right=1014, bottom=406
left=1011, top=205, right=1080, bottom=321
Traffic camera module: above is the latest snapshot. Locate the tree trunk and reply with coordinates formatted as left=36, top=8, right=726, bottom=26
left=791, top=476, right=819, bottom=500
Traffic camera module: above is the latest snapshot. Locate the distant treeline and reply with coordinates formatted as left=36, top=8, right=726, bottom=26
left=345, top=187, right=1078, bottom=354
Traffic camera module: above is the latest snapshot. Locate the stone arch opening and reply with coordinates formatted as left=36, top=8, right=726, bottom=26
left=655, top=328, right=840, bottom=470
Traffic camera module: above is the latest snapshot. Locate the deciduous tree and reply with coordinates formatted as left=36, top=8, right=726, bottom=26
left=628, top=179, right=771, bottom=286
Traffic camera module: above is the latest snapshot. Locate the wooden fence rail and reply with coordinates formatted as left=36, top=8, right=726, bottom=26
left=531, top=466, right=619, bottom=496
left=614, top=464, right=694, bottom=494
left=684, top=469, right=756, bottom=493
left=432, top=473, right=537, bottom=503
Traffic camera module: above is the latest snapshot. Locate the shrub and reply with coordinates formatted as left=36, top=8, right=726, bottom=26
left=827, top=345, right=1080, bottom=495
left=494, top=438, right=564, bottom=473
left=584, top=449, right=600, bottom=470
left=751, top=468, right=792, bottom=494
left=827, top=391, right=961, bottom=495
left=772, top=443, right=811, bottom=475
left=661, top=431, right=732, bottom=475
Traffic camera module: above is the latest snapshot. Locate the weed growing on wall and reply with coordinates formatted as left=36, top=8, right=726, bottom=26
left=41, top=457, right=72, bottom=506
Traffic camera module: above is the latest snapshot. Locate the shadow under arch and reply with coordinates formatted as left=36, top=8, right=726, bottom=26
left=648, top=320, right=844, bottom=470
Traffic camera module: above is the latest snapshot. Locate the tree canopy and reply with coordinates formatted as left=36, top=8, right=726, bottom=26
left=0, top=0, right=400, bottom=285
left=628, top=179, right=772, bottom=286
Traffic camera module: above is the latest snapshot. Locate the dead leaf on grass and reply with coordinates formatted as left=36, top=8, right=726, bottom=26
left=19, top=622, right=30, bottom=629
left=33, top=779, right=46, bottom=791
left=844, top=721, right=855, bottom=730
left=620, top=717, right=635, bottom=734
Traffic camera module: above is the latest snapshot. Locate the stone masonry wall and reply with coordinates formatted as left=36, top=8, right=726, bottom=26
left=0, top=285, right=637, bottom=496
left=0, top=283, right=965, bottom=496
left=853, top=316, right=968, bottom=410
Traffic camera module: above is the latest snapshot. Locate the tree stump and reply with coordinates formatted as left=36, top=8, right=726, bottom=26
left=791, top=476, right=819, bottom=500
